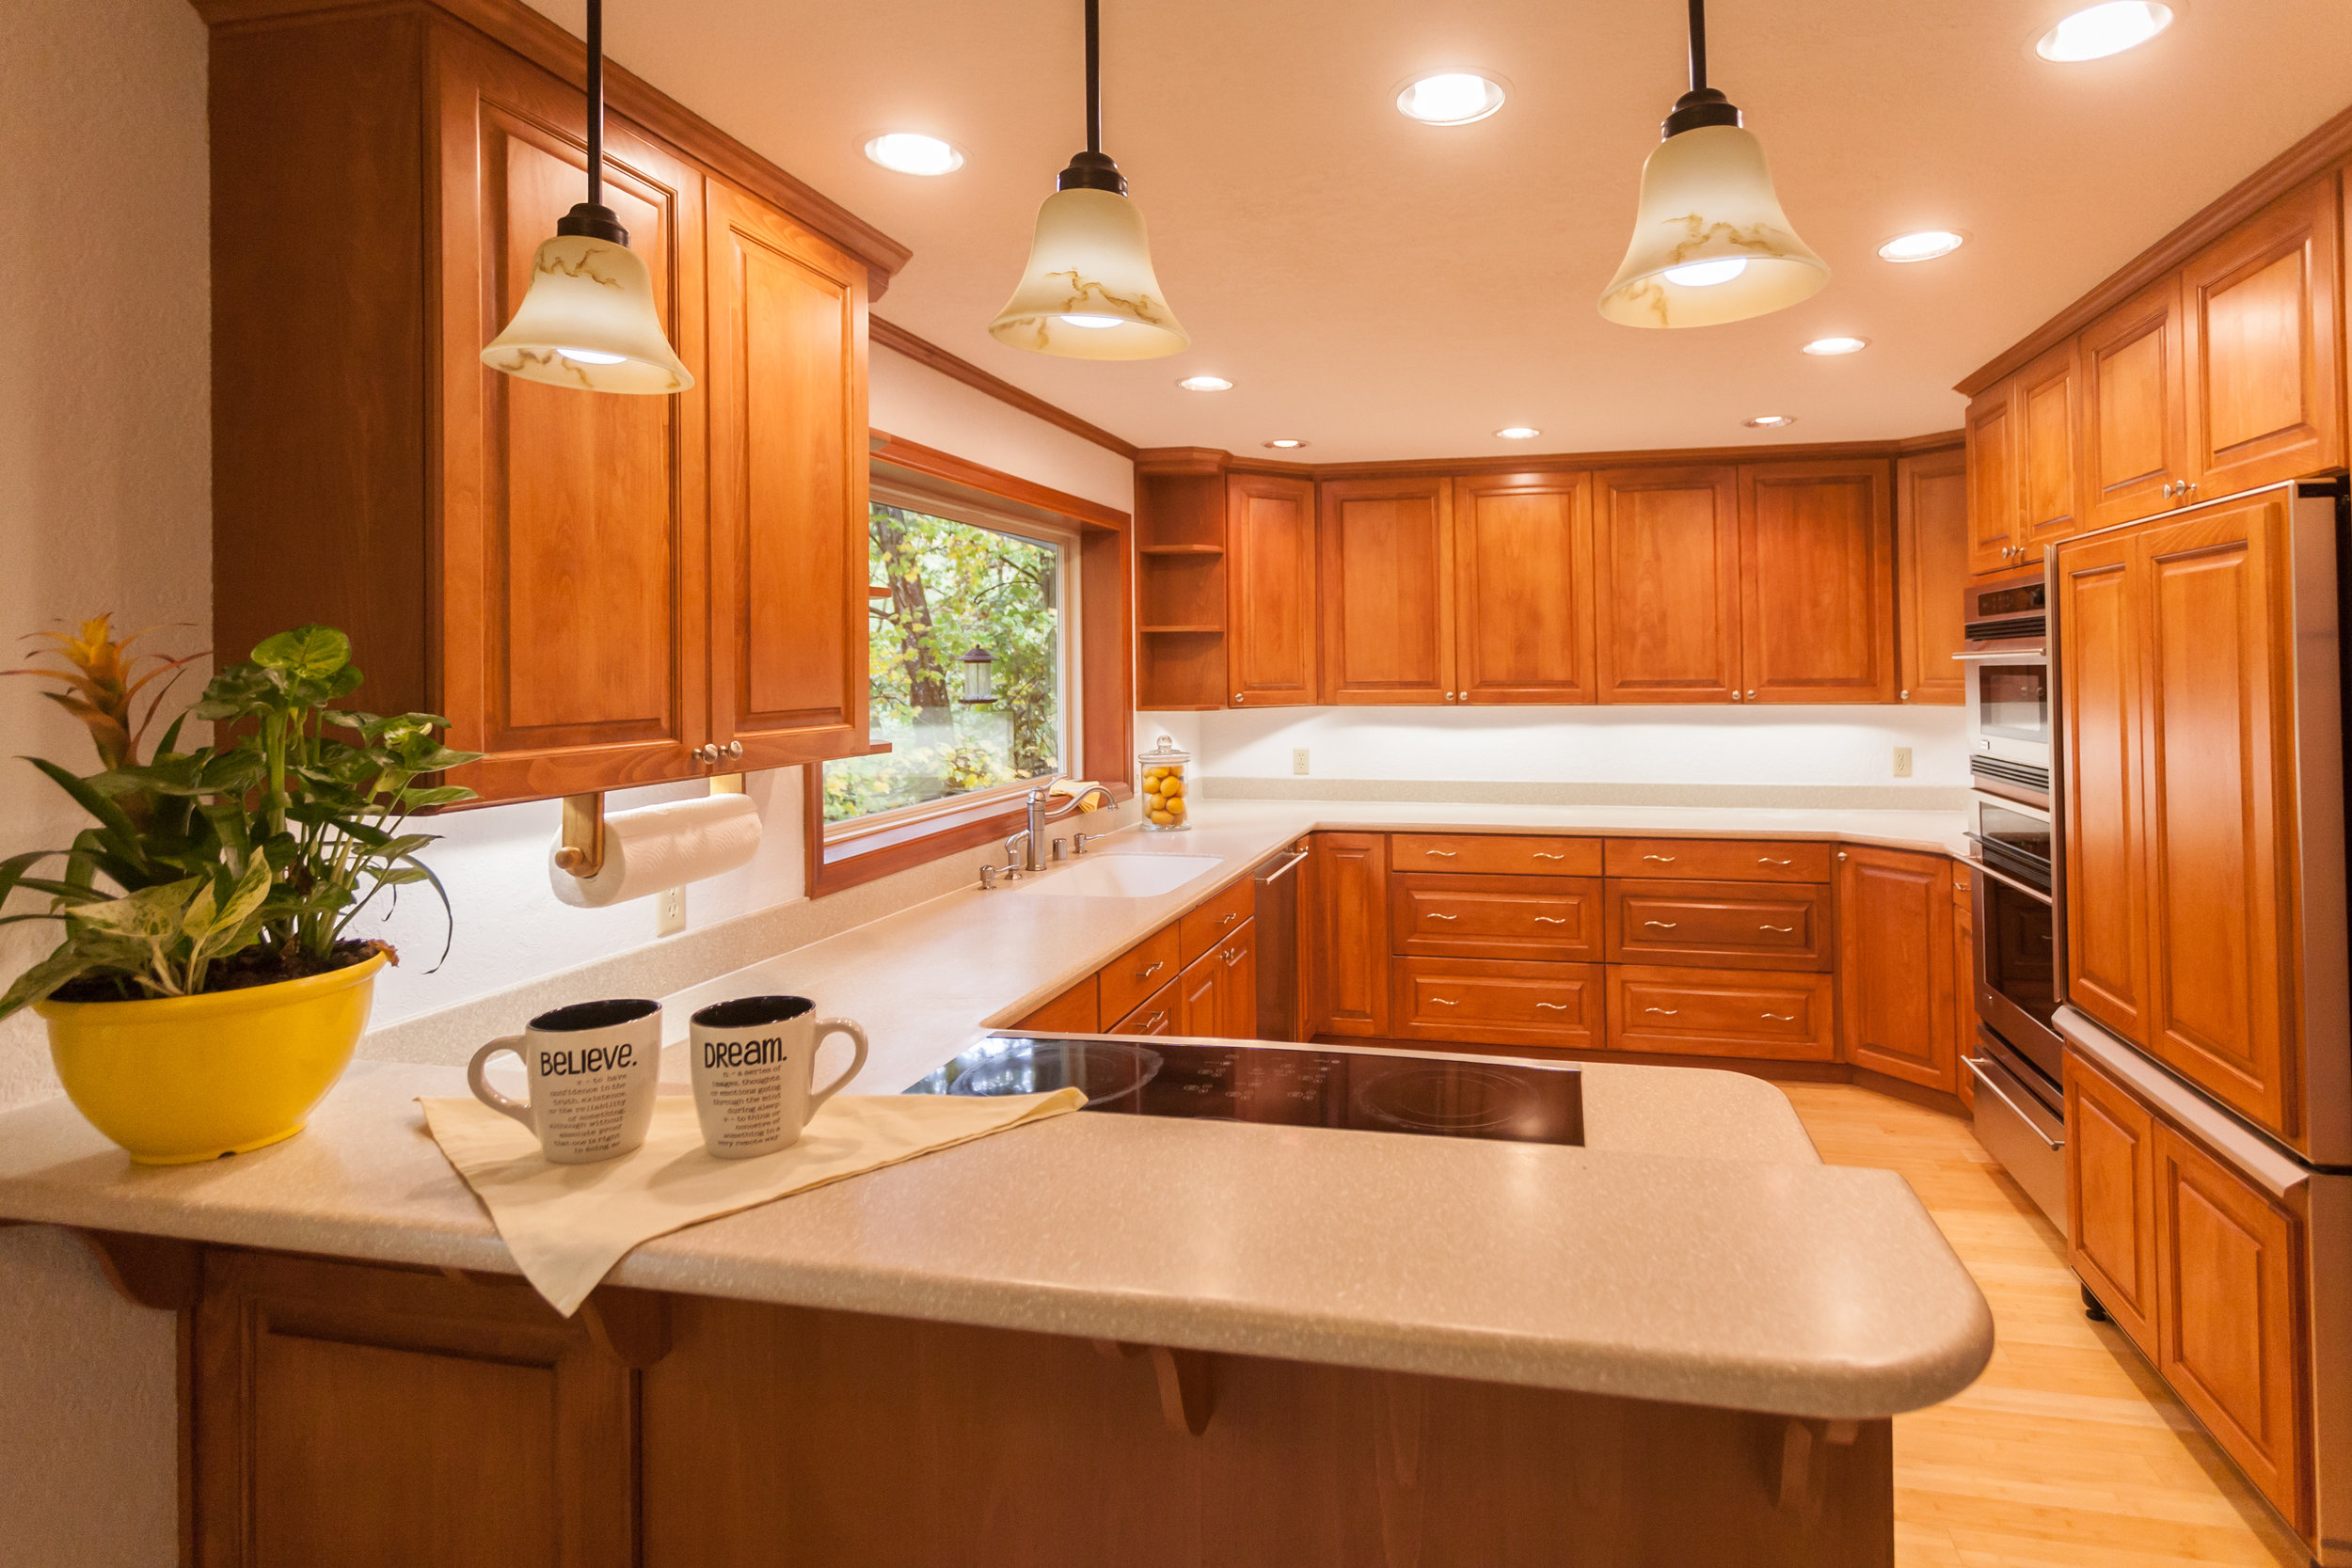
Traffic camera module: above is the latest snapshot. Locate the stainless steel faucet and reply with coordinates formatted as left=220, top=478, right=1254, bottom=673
left=1018, top=777, right=1114, bottom=871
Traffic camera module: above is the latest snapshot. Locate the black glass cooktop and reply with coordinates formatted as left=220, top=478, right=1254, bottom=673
left=906, top=1037, right=1583, bottom=1147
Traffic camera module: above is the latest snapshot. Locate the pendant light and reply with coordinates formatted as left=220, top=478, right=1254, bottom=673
left=1597, top=0, right=1828, bottom=329
left=988, top=0, right=1188, bottom=359
left=480, top=0, right=693, bottom=393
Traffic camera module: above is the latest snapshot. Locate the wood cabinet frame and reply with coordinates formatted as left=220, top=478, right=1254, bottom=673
left=1593, top=465, right=1742, bottom=704
left=1449, top=471, right=1599, bottom=704
left=1317, top=476, right=1454, bottom=705
left=1895, top=446, right=1968, bottom=704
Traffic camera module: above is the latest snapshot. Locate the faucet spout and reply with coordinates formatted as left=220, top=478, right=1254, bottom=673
left=1023, top=778, right=1115, bottom=869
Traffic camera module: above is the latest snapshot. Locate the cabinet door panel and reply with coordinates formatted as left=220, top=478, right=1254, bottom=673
left=706, top=179, right=868, bottom=767
left=1952, top=864, right=1979, bottom=1111
left=2062, top=1047, right=2159, bottom=1354
left=1177, top=945, right=1227, bottom=1037
left=1318, top=480, right=1451, bottom=704
left=1739, top=460, right=1896, bottom=703
left=1896, top=448, right=1968, bottom=704
left=1304, top=832, right=1389, bottom=1037
left=437, top=38, right=708, bottom=800
left=1836, top=847, right=1956, bottom=1091
left=1965, top=384, right=2018, bottom=575
left=1227, top=473, right=1318, bottom=705
left=1594, top=467, right=1740, bottom=703
left=2153, top=1125, right=2307, bottom=1528
left=2080, top=277, right=2187, bottom=529
left=2057, top=534, right=2150, bottom=1042
left=1203, top=918, right=1258, bottom=1039
left=2185, top=178, right=2343, bottom=499
left=2137, top=499, right=2296, bottom=1142
left=2017, top=340, right=2083, bottom=548
left=1451, top=472, right=1597, bottom=704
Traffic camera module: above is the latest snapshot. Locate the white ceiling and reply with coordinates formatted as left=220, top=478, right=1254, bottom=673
left=531, top=0, right=2352, bottom=461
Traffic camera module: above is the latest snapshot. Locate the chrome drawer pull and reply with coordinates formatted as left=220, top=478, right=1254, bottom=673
left=1534, top=851, right=1565, bottom=861
left=1423, top=848, right=1458, bottom=858
left=1645, top=920, right=1678, bottom=929
left=1217, top=912, right=1238, bottom=927
left=1643, top=854, right=1677, bottom=863
left=1535, top=1002, right=1568, bottom=1012
left=1429, top=912, right=1458, bottom=921
left=1644, top=1006, right=1679, bottom=1016
left=1138, top=961, right=1165, bottom=979
left=1430, top=997, right=1459, bottom=1006
left=1758, top=857, right=1793, bottom=866
left=1534, top=916, right=1566, bottom=926
left=1759, top=923, right=1795, bottom=933
left=1224, top=948, right=1245, bottom=967
left=1761, top=1011, right=1794, bottom=1022
left=1141, top=1012, right=1168, bottom=1031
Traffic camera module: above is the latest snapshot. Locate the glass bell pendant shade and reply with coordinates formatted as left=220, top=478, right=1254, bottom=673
left=988, top=187, right=1189, bottom=360
left=481, top=223, right=695, bottom=394
left=1597, top=124, right=1828, bottom=329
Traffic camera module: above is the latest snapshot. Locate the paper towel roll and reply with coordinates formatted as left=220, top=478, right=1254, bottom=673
left=548, top=792, right=762, bottom=909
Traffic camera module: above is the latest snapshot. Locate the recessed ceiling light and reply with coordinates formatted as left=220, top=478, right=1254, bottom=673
left=1745, top=414, right=1797, bottom=429
left=1877, top=230, right=1966, bottom=263
left=1177, top=375, right=1232, bottom=391
left=1394, top=72, right=1506, bottom=126
left=1661, top=258, right=1750, bottom=288
left=863, top=133, right=964, bottom=176
left=1802, top=336, right=1869, bottom=356
left=1495, top=426, right=1541, bottom=440
left=1263, top=438, right=1310, bottom=450
left=2037, top=2, right=2174, bottom=61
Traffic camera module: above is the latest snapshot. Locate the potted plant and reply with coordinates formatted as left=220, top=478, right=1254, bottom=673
left=2, top=618, right=478, bottom=1163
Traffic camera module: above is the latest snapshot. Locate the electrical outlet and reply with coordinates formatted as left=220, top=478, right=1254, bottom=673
left=1892, top=746, right=1914, bottom=779
left=655, top=885, right=686, bottom=938
left=1293, top=748, right=1311, bottom=776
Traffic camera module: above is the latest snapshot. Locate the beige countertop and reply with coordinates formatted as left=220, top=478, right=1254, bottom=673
left=0, top=797, right=1991, bottom=1421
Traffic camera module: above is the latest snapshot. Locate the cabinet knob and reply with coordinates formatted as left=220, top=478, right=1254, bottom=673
left=1746, top=689, right=1757, bottom=700
left=1836, top=850, right=1849, bottom=862
left=1233, top=692, right=1244, bottom=704
left=1444, top=691, right=1456, bottom=703
left=1731, top=689, right=1742, bottom=702
left=724, top=740, right=743, bottom=760
left=1900, top=689, right=1910, bottom=701
left=693, top=742, right=721, bottom=765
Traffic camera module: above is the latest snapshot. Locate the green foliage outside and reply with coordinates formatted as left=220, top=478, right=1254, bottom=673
left=823, top=505, right=1063, bottom=824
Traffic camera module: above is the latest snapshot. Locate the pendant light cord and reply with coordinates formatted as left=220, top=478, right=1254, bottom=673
left=1661, top=0, right=1739, bottom=136
left=1686, top=0, right=1707, bottom=93
left=586, top=0, right=606, bottom=210
left=1084, top=0, right=1102, bottom=156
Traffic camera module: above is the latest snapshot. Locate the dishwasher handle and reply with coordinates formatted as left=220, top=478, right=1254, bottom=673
left=1964, top=1055, right=2064, bottom=1150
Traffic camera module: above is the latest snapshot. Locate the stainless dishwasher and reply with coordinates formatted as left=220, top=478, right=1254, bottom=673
left=1252, top=842, right=1310, bottom=1042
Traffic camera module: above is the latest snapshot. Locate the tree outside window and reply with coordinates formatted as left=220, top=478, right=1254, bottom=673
left=823, top=503, right=1064, bottom=824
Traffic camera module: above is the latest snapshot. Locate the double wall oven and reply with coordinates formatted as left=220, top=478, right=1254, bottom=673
left=1956, top=564, right=2066, bottom=1223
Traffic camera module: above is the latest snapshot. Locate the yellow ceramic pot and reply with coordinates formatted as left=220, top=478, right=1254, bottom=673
left=37, top=951, right=388, bottom=1164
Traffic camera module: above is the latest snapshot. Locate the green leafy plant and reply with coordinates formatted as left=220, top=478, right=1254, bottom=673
left=1, top=618, right=481, bottom=1018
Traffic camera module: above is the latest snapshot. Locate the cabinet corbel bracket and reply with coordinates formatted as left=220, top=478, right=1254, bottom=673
left=554, top=793, right=606, bottom=879
left=75, top=1228, right=203, bottom=1311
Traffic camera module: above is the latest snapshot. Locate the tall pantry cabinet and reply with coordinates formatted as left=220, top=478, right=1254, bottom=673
left=202, top=0, right=897, bottom=804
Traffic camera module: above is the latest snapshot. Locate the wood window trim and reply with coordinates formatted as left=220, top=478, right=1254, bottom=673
left=806, top=433, right=1134, bottom=897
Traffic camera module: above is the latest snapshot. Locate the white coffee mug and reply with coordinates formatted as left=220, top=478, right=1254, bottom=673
left=688, top=995, right=869, bottom=1158
left=467, top=998, right=663, bottom=1164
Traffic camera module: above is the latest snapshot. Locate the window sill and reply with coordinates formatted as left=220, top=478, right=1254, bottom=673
left=806, top=777, right=1133, bottom=897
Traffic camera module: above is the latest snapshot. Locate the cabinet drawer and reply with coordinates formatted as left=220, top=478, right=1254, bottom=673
left=1388, top=874, right=1601, bottom=960
left=1179, top=876, right=1255, bottom=964
left=1390, top=958, right=1601, bottom=1050
left=1107, top=979, right=1178, bottom=1037
left=1604, top=879, right=1831, bottom=970
left=1603, top=838, right=1832, bottom=882
left=1391, top=833, right=1602, bottom=877
left=1605, top=966, right=1836, bottom=1059
left=1098, top=924, right=1182, bottom=1023
left=1014, top=977, right=1099, bottom=1034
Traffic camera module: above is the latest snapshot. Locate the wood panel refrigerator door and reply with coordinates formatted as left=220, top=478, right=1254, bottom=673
left=2057, top=532, right=2151, bottom=1044
left=1965, top=380, right=2021, bottom=575
left=2061, top=1047, right=2160, bottom=1355
left=705, top=178, right=869, bottom=767
left=2152, top=1124, right=2309, bottom=1530
left=437, top=40, right=707, bottom=800
left=1450, top=471, right=1597, bottom=704
left=1303, top=832, right=1389, bottom=1037
left=2015, top=339, right=2083, bottom=551
left=2079, top=276, right=2188, bottom=530
left=1739, top=460, right=1896, bottom=704
left=1593, top=466, right=1740, bottom=704
left=1896, top=448, right=1968, bottom=704
left=1836, top=846, right=1956, bottom=1091
left=2136, top=498, right=2298, bottom=1147
left=2183, top=177, right=2343, bottom=500
left=1226, top=473, right=1318, bottom=705
left=1318, top=479, right=1451, bottom=704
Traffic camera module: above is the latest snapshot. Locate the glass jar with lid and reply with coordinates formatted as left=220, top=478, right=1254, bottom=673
left=1137, top=735, right=1191, bottom=832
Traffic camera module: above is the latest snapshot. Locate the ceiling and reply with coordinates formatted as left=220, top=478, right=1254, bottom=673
left=529, top=0, right=2352, bottom=462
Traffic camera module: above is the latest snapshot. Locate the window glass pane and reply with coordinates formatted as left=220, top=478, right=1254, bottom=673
left=823, top=503, right=1064, bottom=825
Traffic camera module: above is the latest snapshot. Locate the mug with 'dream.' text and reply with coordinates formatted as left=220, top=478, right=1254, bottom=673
left=466, top=998, right=662, bottom=1164
left=689, top=996, right=868, bottom=1158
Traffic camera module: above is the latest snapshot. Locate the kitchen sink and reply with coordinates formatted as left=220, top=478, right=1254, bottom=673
left=1009, top=853, right=1225, bottom=898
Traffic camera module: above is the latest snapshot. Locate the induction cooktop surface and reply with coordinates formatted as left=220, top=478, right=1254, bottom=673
left=907, top=1036, right=1583, bottom=1147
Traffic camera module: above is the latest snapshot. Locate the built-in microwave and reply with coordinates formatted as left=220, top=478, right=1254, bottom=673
left=1960, top=563, right=2050, bottom=809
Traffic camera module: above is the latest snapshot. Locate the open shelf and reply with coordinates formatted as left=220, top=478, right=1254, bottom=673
left=1139, top=544, right=1225, bottom=556
left=1140, top=625, right=1224, bottom=635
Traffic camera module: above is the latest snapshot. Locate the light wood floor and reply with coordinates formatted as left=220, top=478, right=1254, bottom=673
left=1782, top=1084, right=2312, bottom=1568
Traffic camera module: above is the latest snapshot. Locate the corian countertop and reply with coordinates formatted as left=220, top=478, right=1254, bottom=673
left=0, top=797, right=1992, bottom=1421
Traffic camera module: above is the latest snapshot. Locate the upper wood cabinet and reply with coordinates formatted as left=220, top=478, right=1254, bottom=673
left=1450, top=472, right=1599, bottom=704
left=2183, top=178, right=2344, bottom=499
left=1593, top=466, right=1741, bottom=704
left=1964, top=383, right=2020, bottom=574
left=1738, top=460, right=1896, bottom=704
left=2015, top=340, right=2084, bottom=551
left=1837, top=845, right=1957, bottom=1092
left=207, top=4, right=889, bottom=804
left=1895, top=448, right=1968, bottom=704
left=1225, top=474, right=1319, bottom=706
left=2080, top=276, right=2190, bottom=531
left=1318, top=478, right=1453, bottom=704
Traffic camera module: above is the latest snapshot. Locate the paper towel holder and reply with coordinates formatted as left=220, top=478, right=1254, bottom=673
left=554, top=794, right=607, bottom=879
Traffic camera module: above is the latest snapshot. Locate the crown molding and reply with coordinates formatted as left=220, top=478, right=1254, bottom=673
left=869, top=319, right=1140, bottom=459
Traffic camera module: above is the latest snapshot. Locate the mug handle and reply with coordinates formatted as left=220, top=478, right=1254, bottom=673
left=806, top=1020, right=869, bottom=1114
left=467, top=1037, right=535, bottom=1128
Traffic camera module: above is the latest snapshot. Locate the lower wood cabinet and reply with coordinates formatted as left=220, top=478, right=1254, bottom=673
left=1100, top=925, right=1183, bottom=1026
left=1175, top=919, right=1258, bottom=1038
left=1605, top=967, right=1836, bottom=1061
left=1836, top=846, right=1958, bottom=1093
left=2063, top=1047, right=2161, bottom=1352
left=1016, top=977, right=1100, bottom=1035
left=1389, top=957, right=1602, bottom=1051
left=1305, top=832, right=1390, bottom=1037
left=1951, top=862, right=1979, bottom=1111
left=1389, top=873, right=1601, bottom=960
left=1109, top=980, right=1180, bottom=1037
left=1602, top=879, right=1831, bottom=971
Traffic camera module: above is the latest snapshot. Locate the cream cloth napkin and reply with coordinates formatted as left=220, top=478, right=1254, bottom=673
left=420, top=1089, right=1085, bottom=1315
